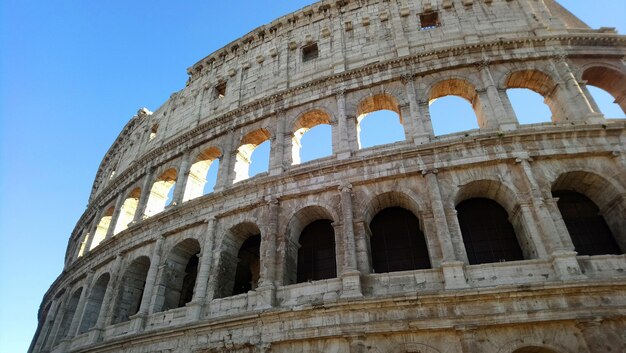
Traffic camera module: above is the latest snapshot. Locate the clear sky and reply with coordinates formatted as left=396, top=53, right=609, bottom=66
left=1, top=1, right=625, bottom=352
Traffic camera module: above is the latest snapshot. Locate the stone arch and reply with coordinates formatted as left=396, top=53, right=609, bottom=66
left=155, top=238, right=201, bottom=312
left=503, top=69, right=566, bottom=122
left=90, top=205, right=115, bottom=250
left=291, top=109, right=333, bottom=164
left=184, top=146, right=222, bottom=201
left=551, top=170, right=626, bottom=252
left=144, top=167, right=178, bottom=217
left=54, top=287, right=83, bottom=343
left=497, top=337, right=573, bottom=353
left=78, top=272, right=110, bottom=334
left=283, top=205, right=338, bottom=285
left=112, top=255, right=150, bottom=324
left=427, top=77, right=487, bottom=130
left=581, top=65, right=626, bottom=114
left=388, top=342, right=442, bottom=353
left=234, top=128, right=272, bottom=183
left=215, top=221, right=262, bottom=298
left=113, top=187, right=141, bottom=234
left=362, top=191, right=431, bottom=273
left=454, top=180, right=534, bottom=262
left=355, top=93, right=405, bottom=148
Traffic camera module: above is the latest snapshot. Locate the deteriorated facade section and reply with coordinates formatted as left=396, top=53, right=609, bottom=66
left=32, top=0, right=626, bottom=352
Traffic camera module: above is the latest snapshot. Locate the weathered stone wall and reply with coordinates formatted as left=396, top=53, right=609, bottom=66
left=32, top=0, right=626, bottom=352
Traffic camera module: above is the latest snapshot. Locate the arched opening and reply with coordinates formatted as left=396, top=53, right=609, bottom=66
left=90, top=206, right=115, bottom=250
left=428, top=79, right=482, bottom=135
left=507, top=88, right=552, bottom=124
left=582, top=66, right=626, bottom=116
left=144, top=168, right=177, bottom=217
left=112, top=256, right=150, bottom=324
left=156, top=239, right=200, bottom=312
left=113, top=187, right=141, bottom=234
left=232, top=234, right=261, bottom=295
left=38, top=300, right=60, bottom=349
left=553, top=190, right=621, bottom=256
left=78, top=273, right=110, bottom=334
left=297, top=219, right=337, bottom=282
left=505, top=70, right=564, bottom=122
left=356, top=94, right=405, bottom=148
left=54, top=288, right=82, bottom=343
left=292, top=109, right=332, bottom=164
left=370, top=207, right=430, bottom=273
left=216, top=222, right=262, bottom=298
left=587, top=85, right=626, bottom=118
left=234, top=129, right=271, bottom=183
left=457, top=198, right=524, bottom=264
left=183, top=147, right=221, bottom=201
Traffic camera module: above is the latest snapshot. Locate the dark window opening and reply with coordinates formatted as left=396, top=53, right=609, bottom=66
left=302, top=43, right=319, bottom=62
left=457, top=198, right=524, bottom=265
left=178, top=253, right=199, bottom=307
left=419, top=12, right=440, bottom=30
left=297, top=219, right=337, bottom=282
left=232, top=234, right=261, bottom=295
left=554, top=190, right=621, bottom=256
left=215, top=82, right=227, bottom=99
left=370, top=207, right=431, bottom=273
left=149, top=124, right=159, bottom=140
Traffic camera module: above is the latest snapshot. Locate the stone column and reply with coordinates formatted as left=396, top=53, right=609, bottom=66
left=423, top=170, right=469, bottom=289
left=133, top=168, right=154, bottom=223
left=43, top=292, right=68, bottom=350
left=577, top=319, right=624, bottom=353
left=578, top=81, right=602, bottom=114
left=551, top=55, right=603, bottom=123
left=130, top=236, right=164, bottom=332
left=215, top=130, right=236, bottom=191
left=456, top=325, right=481, bottom=353
left=66, top=271, right=95, bottom=339
left=477, top=61, right=517, bottom=131
left=256, top=197, right=279, bottom=308
left=91, top=254, right=123, bottom=343
left=188, top=218, right=216, bottom=319
left=403, top=75, right=430, bottom=144
left=336, top=90, right=357, bottom=159
left=338, top=183, right=362, bottom=298
left=105, top=193, right=125, bottom=239
left=475, top=88, right=499, bottom=130
left=353, top=220, right=372, bottom=274
left=416, top=94, right=435, bottom=138
left=270, top=109, right=288, bottom=175
left=171, top=149, right=192, bottom=206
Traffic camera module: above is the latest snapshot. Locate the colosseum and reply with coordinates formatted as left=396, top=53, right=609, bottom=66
left=30, top=0, right=626, bottom=352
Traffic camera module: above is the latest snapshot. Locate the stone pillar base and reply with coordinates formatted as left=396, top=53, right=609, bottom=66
left=129, top=313, right=147, bottom=333
left=337, top=151, right=352, bottom=160
left=442, top=261, right=470, bottom=290
left=87, top=327, right=104, bottom=344
left=585, top=112, right=605, bottom=124
left=552, top=250, right=586, bottom=281
left=186, top=300, right=204, bottom=320
left=255, top=284, right=276, bottom=310
left=340, top=270, right=363, bottom=299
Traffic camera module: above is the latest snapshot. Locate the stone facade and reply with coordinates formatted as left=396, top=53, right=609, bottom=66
left=30, top=1, right=626, bottom=352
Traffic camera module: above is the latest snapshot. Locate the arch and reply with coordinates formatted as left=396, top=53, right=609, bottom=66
left=356, top=93, right=405, bottom=148
left=112, top=256, right=150, bottom=324
left=497, top=338, right=573, bottom=353
left=113, top=187, right=141, bottom=234
left=361, top=190, right=424, bottom=226
left=291, top=109, right=333, bottom=164
left=90, top=206, right=115, bottom=250
left=512, top=348, right=561, bottom=353
left=297, top=219, right=337, bottom=282
left=216, top=222, right=262, bottom=298
left=79, top=273, right=110, bottom=334
left=156, top=238, right=200, bottom=312
left=504, top=69, right=564, bottom=122
left=581, top=65, right=626, bottom=115
left=457, top=198, right=524, bottom=264
left=370, top=207, right=431, bottom=273
left=183, top=146, right=222, bottom=201
left=54, top=287, right=82, bottom=343
left=144, top=168, right=177, bottom=217
left=552, top=170, right=626, bottom=253
left=234, top=128, right=271, bottom=183
left=284, top=205, right=337, bottom=285
left=428, top=78, right=484, bottom=133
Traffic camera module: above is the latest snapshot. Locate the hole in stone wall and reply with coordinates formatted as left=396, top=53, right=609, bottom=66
left=234, top=131, right=271, bottom=183
left=507, top=88, right=552, bottom=124
left=297, top=219, right=337, bottom=283
left=149, top=124, right=158, bottom=140
left=587, top=85, right=625, bottom=119
left=292, top=109, right=332, bottom=165
left=113, top=187, right=141, bottom=234
left=54, top=288, right=82, bottom=343
left=184, top=147, right=221, bottom=201
left=79, top=273, right=110, bottom=334
left=232, top=234, right=261, bottom=295
left=419, top=11, right=440, bottom=30
left=429, top=96, right=479, bottom=135
left=357, top=94, right=405, bottom=149
left=302, top=43, right=319, bottom=62
left=157, top=239, right=201, bottom=312
left=215, top=81, right=227, bottom=99
left=144, top=168, right=177, bottom=217
left=90, top=206, right=115, bottom=250
left=112, top=257, right=150, bottom=324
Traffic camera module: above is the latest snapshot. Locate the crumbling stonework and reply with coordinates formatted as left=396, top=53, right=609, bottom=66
left=31, top=1, right=626, bottom=352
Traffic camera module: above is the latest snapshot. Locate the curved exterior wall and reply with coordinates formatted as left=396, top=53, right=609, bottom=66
left=31, top=0, right=626, bottom=352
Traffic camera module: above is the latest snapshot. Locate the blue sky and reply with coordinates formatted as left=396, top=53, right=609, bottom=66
left=1, top=1, right=625, bottom=352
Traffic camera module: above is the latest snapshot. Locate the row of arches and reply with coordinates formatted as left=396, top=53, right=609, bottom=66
left=80, top=63, right=626, bottom=254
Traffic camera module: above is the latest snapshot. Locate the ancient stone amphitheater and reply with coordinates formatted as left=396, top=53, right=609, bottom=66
left=30, top=0, right=626, bottom=352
